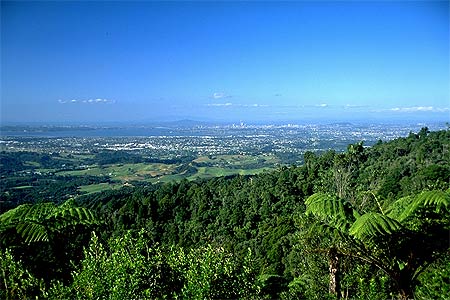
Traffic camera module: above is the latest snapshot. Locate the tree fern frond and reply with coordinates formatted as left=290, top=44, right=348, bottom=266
left=16, top=222, right=48, bottom=243
left=307, top=221, right=344, bottom=238
left=414, top=190, right=450, bottom=212
left=0, top=204, right=33, bottom=226
left=26, top=224, right=49, bottom=243
left=51, top=206, right=98, bottom=229
left=1, top=200, right=98, bottom=244
left=386, top=196, right=413, bottom=221
left=393, top=190, right=450, bottom=222
left=76, top=208, right=83, bottom=220
left=349, top=212, right=402, bottom=241
left=16, top=222, right=31, bottom=237
left=305, top=193, right=354, bottom=230
left=29, top=203, right=56, bottom=221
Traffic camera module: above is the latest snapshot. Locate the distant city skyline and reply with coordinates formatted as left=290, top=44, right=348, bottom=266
left=1, top=1, right=449, bottom=124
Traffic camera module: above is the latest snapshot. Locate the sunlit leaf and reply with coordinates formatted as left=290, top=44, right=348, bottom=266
left=349, top=212, right=402, bottom=241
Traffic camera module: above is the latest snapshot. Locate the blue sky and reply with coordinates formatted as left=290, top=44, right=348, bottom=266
left=1, top=1, right=449, bottom=123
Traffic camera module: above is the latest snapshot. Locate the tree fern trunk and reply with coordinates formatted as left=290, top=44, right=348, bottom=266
left=395, top=269, right=415, bottom=300
left=398, top=280, right=414, bottom=300
left=328, top=247, right=340, bottom=297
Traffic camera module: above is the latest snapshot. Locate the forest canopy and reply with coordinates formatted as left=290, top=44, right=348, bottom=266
left=1, top=128, right=449, bottom=299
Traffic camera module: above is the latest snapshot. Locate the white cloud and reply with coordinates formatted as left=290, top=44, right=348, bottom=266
left=387, top=106, right=449, bottom=113
left=211, top=92, right=232, bottom=99
left=58, top=98, right=115, bottom=104
left=207, top=102, right=233, bottom=107
left=316, top=103, right=328, bottom=108
left=207, top=103, right=269, bottom=108
left=242, top=104, right=269, bottom=107
left=345, top=104, right=367, bottom=108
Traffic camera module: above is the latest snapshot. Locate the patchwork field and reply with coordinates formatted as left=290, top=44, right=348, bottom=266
left=78, top=183, right=122, bottom=194
left=57, top=154, right=281, bottom=194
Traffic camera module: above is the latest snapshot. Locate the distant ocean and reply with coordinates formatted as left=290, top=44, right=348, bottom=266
left=0, top=127, right=199, bottom=138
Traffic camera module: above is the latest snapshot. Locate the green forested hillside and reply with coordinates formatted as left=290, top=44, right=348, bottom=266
left=1, top=128, right=449, bottom=299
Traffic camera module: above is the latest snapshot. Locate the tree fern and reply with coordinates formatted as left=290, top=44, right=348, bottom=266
left=303, top=185, right=449, bottom=298
left=304, top=220, right=350, bottom=246
left=349, top=212, right=402, bottom=242
left=305, top=193, right=354, bottom=231
left=0, top=204, right=34, bottom=224
left=387, top=190, right=450, bottom=222
left=386, top=196, right=413, bottom=221
left=16, top=222, right=48, bottom=243
left=410, top=190, right=450, bottom=213
left=0, top=201, right=98, bottom=244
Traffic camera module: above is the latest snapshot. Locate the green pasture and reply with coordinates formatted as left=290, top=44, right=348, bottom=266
left=193, top=154, right=279, bottom=168
left=24, top=161, right=41, bottom=167
left=35, top=168, right=58, bottom=174
left=78, top=183, right=121, bottom=194
left=12, top=185, right=33, bottom=190
left=190, top=166, right=269, bottom=179
left=61, top=154, right=279, bottom=194
left=59, top=163, right=177, bottom=179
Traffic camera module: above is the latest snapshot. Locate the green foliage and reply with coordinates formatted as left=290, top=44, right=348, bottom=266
left=386, top=190, right=450, bottom=227
left=49, top=231, right=259, bottom=299
left=284, top=215, right=337, bottom=299
left=353, top=266, right=391, bottom=300
left=0, top=200, right=98, bottom=243
left=304, top=187, right=450, bottom=299
left=0, top=200, right=100, bottom=284
left=305, top=193, right=353, bottom=231
left=385, top=195, right=414, bottom=221
left=169, top=245, right=259, bottom=299
left=349, top=212, right=401, bottom=241
left=49, top=231, right=182, bottom=299
left=0, top=248, right=45, bottom=300
left=406, top=190, right=450, bottom=216
left=415, top=254, right=450, bottom=299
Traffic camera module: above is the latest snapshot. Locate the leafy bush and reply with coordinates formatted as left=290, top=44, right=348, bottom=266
left=0, top=248, right=45, bottom=300
left=48, top=230, right=259, bottom=299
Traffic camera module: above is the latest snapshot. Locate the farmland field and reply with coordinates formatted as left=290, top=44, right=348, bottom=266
left=59, top=154, right=279, bottom=190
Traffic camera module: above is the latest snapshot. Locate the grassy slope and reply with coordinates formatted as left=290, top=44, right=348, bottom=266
left=73, top=154, right=279, bottom=193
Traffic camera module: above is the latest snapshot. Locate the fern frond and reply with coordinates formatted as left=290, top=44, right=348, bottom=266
left=51, top=206, right=98, bottom=229
left=392, top=190, right=450, bottom=222
left=16, top=222, right=48, bottom=243
left=0, top=200, right=98, bottom=244
left=305, top=193, right=354, bottom=230
left=0, top=204, right=33, bottom=226
left=308, top=221, right=347, bottom=240
left=386, top=196, right=413, bottom=221
left=414, top=190, right=450, bottom=212
left=349, top=212, right=402, bottom=241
